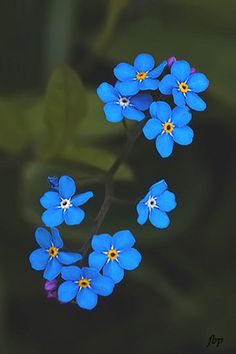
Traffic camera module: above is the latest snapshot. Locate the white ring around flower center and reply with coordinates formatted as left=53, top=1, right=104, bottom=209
left=145, top=196, right=158, bottom=212
left=119, top=97, right=130, bottom=107
left=60, top=198, right=72, bottom=210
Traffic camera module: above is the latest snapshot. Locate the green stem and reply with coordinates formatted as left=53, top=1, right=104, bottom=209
left=80, top=119, right=146, bottom=259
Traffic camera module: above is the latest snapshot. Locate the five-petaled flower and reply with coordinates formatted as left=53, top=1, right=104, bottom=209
left=114, top=53, right=167, bottom=96
left=97, top=82, right=153, bottom=123
left=40, top=176, right=93, bottom=227
left=89, top=230, right=142, bottom=284
left=29, top=227, right=82, bottom=281
left=159, top=60, right=209, bottom=111
left=136, top=180, right=176, bottom=229
left=143, top=101, right=194, bottom=158
left=58, top=266, right=114, bottom=310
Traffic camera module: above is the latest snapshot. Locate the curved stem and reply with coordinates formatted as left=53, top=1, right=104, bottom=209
left=80, top=119, right=146, bottom=260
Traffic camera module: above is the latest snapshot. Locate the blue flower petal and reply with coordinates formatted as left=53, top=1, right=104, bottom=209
left=118, top=248, right=142, bottom=270
left=187, top=73, right=209, bottom=93
left=171, top=60, right=191, bottom=82
left=91, top=275, right=114, bottom=296
left=104, top=103, right=123, bottom=122
left=150, top=101, right=171, bottom=122
left=156, top=133, right=174, bottom=158
left=149, top=209, right=170, bottom=229
left=43, top=258, right=62, bottom=281
left=40, top=191, right=60, bottom=209
left=35, top=227, right=52, bottom=249
left=58, top=281, right=78, bottom=303
left=114, top=63, right=136, bottom=81
left=130, top=94, right=153, bottom=111
left=58, top=251, right=82, bottom=265
left=134, top=53, right=155, bottom=72
left=116, top=80, right=139, bottom=96
left=59, top=176, right=76, bottom=199
left=150, top=179, right=168, bottom=196
left=103, top=260, right=124, bottom=284
left=123, top=106, right=145, bottom=121
left=89, top=251, right=107, bottom=271
left=172, top=88, right=186, bottom=107
left=82, top=267, right=100, bottom=280
left=148, top=60, right=167, bottom=78
left=139, top=78, right=159, bottom=91
left=185, top=92, right=206, bottom=111
left=173, top=126, right=194, bottom=145
left=136, top=201, right=149, bottom=225
left=171, top=107, right=192, bottom=127
left=72, top=191, right=94, bottom=206
left=29, top=249, right=49, bottom=270
left=91, top=234, right=112, bottom=252
left=159, top=74, right=177, bottom=94
left=113, top=230, right=135, bottom=251
left=97, top=82, right=119, bottom=103
left=64, top=207, right=85, bottom=225
left=156, top=191, right=176, bottom=212
left=51, top=228, right=63, bottom=248
left=42, top=208, right=64, bottom=227
left=143, top=118, right=163, bottom=140
left=76, top=288, right=98, bottom=310
left=61, top=265, right=82, bottom=281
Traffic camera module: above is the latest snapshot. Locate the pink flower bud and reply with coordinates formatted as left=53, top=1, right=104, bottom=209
left=167, top=56, right=177, bottom=68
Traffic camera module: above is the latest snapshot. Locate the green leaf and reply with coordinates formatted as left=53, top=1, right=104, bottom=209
left=42, top=65, right=87, bottom=158
left=62, top=145, right=134, bottom=181
left=0, top=98, right=30, bottom=154
left=76, top=91, right=123, bottom=138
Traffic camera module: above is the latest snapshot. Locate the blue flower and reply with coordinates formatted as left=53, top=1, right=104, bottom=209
left=159, top=60, right=209, bottom=111
left=89, top=230, right=142, bottom=284
left=136, top=180, right=176, bottom=229
left=97, top=82, right=153, bottom=123
left=29, top=227, right=82, bottom=281
left=114, top=53, right=167, bottom=96
left=58, top=266, right=114, bottom=310
left=40, top=175, right=93, bottom=227
left=143, top=101, right=194, bottom=158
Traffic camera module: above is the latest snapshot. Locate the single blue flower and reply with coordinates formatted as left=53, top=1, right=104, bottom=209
left=89, top=230, right=142, bottom=284
left=159, top=60, right=209, bottom=111
left=136, top=180, right=176, bottom=229
left=143, top=101, right=194, bottom=158
left=58, top=266, right=114, bottom=310
left=97, top=82, right=153, bottom=123
left=40, top=175, right=93, bottom=227
left=29, top=227, right=82, bottom=281
left=113, top=53, right=167, bottom=96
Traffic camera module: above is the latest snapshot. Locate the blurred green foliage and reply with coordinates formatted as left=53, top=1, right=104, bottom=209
left=0, top=0, right=235, bottom=354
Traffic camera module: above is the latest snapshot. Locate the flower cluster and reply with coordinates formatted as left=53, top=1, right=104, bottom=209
left=29, top=53, right=209, bottom=310
left=97, top=53, right=209, bottom=158
left=29, top=175, right=141, bottom=310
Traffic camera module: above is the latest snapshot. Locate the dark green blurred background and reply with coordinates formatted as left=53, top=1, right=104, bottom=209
left=0, top=0, right=235, bottom=353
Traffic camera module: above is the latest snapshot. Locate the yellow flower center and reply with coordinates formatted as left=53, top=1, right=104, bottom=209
left=136, top=72, right=147, bottom=81
left=48, top=246, right=59, bottom=258
left=107, top=249, right=118, bottom=261
left=78, top=278, right=90, bottom=288
left=163, top=122, right=174, bottom=133
left=178, top=82, right=189, bottom=93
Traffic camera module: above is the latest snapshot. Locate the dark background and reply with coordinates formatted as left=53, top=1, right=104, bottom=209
left=0, top=0, right=235, bottom=353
